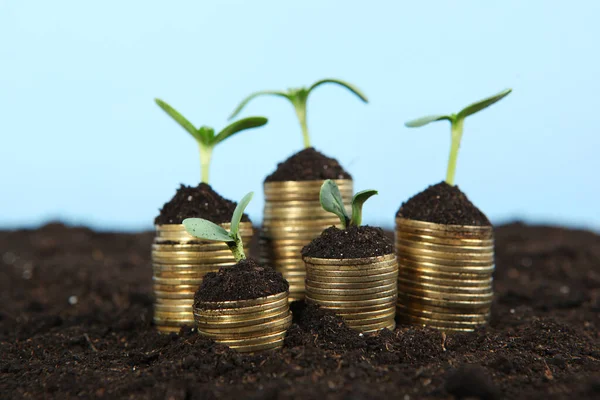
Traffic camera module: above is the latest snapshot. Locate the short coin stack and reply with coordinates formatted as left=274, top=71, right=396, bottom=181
left=260, top=179, right=353, bottom=301
left=193, top=291, right=293, bottom=353
left=303, top=254, right=398, bottom=333
left=152, top=223, right=253, bottom=333
left=395, top=217, right=494, bottom=332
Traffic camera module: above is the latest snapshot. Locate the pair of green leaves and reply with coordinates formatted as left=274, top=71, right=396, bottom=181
left=182, top=192, right=254, bottom=262
left=155, top=99, right=268, bottom=183
left=319, top=180, right=377, bottom=229
left=155, top=99, right=268, bottom=148
left=229, top=79, right=368, bottom=149
left=404, top=88, right=512, bottom=186
left=405, top=88, right=512, bottom=128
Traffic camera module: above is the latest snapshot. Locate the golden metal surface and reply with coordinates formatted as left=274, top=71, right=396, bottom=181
left=192, top=291, right=292, bottom=353
left=261, top=179, right=354, bottom=300
left=395, top=217, right=494, bottom=333
left=152, top=222, right=253, bottom=333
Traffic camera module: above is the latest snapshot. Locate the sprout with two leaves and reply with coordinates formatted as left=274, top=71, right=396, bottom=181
left=405, top=88, right=512, bottom=186
left=155, top=99, right=267, bottom=184
left=229, top=79, right=368, bottom=149
left=182, top=192, right=254, bottom=262
left=319, top=179, right=378, bottom=229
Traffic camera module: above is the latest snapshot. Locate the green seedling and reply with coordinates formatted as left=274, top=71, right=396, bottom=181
left=155, top=99, right=268, bottom=184
left=319, top=179, right=377, bottom=229
left=405, top=88, right=512, bottom=186
left=229, top=79, right=368, bottom=148
left=182, top=192, right=253, bottom=262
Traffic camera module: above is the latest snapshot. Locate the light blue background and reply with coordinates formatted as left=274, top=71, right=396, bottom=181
left=1, top=1, right=598, bottom=231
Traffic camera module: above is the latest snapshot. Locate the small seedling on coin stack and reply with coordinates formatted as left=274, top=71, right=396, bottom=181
left=404, top=88, right=512, bottom=185
left=182, top=192, right=254, bottom=261
left=319, top=179, right=377, bottom=228
left=229, top=79, right=368, bottom=148
left=155, top=99, right=267, bottom=183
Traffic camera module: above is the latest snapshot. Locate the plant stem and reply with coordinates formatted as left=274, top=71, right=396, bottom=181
left=226, top=236, right=246, bottom=262
left=292, top=96, right=311, bottom=148
left=446, top=117, right=464, bottom=186
left=199, top=145, right=212, bottom=184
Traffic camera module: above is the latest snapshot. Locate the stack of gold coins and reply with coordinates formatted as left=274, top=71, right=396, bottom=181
left=260, top=179, right=353, bottom=301
left=395, top=217, right=494, bottom=332
left=152, top=223, right=253, bottom=333
left=193, top=291, right=292, bottom=353
left=303, top=254, right=398, bottom=333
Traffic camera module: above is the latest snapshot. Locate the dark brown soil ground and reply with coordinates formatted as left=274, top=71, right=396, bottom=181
left=1, top=222, right=599, bottom=399
left=195, top=259, right=289, bottom=303
left=265, top=148, right=352, bottom=182
left=155, top=183, right=251, bottom=225
left=397, top=182, right=491, bottom=226
left=302, top=226, right=394, bottom=259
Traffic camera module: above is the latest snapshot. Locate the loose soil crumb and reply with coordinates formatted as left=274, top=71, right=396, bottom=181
left=194, top=258, right=288, bottom=303
left=301, top=225, right=394, bottom=259
left=154, top=183, right=250, bottom=225
left=1, top=223, right=599, bottom=399
left=265, top=147, right=352, bottom=182
left=397, top=181, right=491, bottom=226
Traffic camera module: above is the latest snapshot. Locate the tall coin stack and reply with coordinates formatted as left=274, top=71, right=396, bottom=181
left=260, top=179, right=353, bottom=301
left=152, top=222, right=253, bottom=333
left=193, top=291, right=293, bottom=353
left=303, top=254, right=398, bottom=333
left=395, top=217, right=494, bottom=332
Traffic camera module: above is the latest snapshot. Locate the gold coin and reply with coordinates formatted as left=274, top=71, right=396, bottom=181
left=306, top=265, right=398, bottom=278
left=397, top=278, right=492, bottom=294
left=195, top=291, right=288, bottom=310
left=154, top=303, right=194, bottom=313
left=396, top=292, right=492, bottom=309
left=226, top=338, right=285, bottom=353
left=152, top=277, right=204, bottom=285
left=306, top=294, right=397, bottom=307
left=316, top=301, right=398, bottom=314
left=196, top=308, right=290, bottom=328
left=396, top=304, right=489, bottom=322
left=397, top=245, right=494, bottom=264
left=193, top=296, right=289, bottom=316
left=397, top=256, right=495, bottom=272
left=397, top=272, right=492, bottom=288
left=197, top=314, right=292, bottom=339
left=155, top=325, right=184, bottom=334
left=341, top=309, right=396, bottom=325
left=306, top=270, right=398, bottom=283
left=398, top=284, right=493, bottom=299
left=155, top=223, right=252, bottom=242
left=395, top=238, right=494, bottom=255
left=305, top=259, right=398, bottom=272
left=397, top=313, right=487, bottom=328
left=306, top=288, right=397, bottom=302
left=153, top=315, right=195, bottom=325
left=305, top=277, right=396, bottom=289
left=153, top=284, right=198, bottom=293
left=194, top=304, right=289, bottom=323
left=305, top=282, right=397, bottom=296
left=337, top=305, right=396, bottom=320
left=215, top=329, right=287, bottom=346
left=395, top=231, right=494, bottom=247
left=303, top=254, right=396, bottom=266
left=395, top=217, right=493, bottom=236
left=154, top=290, right=196, bottom=300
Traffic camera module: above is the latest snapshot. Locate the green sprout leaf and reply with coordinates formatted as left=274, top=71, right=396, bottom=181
left=404, top=88, right=512, bottom=186
left=457, top=88, right=512, bottom=120
left=213, top=117, right=268, bottom=145
left=319, top=180, right=349, bottom=228
left=308, top=79, right=369, bottom=103
left=182, top=218, right=232, bottom=242
left=155, top=98, right=268, bottom=184
left=229, top=91, right=290, bottom=120
left=229, top=78, right=367, bottom=149
left=405, top=114, right=453, bottom=128
left=155, top=99, right=200, bottom=141
left=350, top=190, right=378, bottom=227
left=230, top=191, right=254, bottom=237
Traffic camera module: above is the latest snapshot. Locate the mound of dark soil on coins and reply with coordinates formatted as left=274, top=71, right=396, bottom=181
left=194, top=258, right=288, bottom=303
left=265, top=147, right=352, bottom=182
left=1, top=222, right=599, bottom=399
left=302, top=225, right=394, bottom=259
left=154, top=183, right=250, bottom=225
left=397, top=181, right=491, bottom=226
